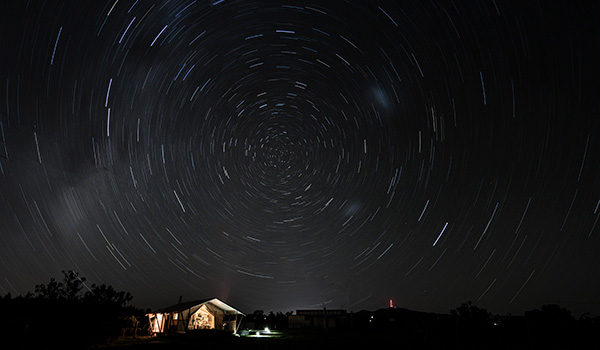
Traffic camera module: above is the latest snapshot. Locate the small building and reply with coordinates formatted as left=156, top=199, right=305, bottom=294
left=147, top=298, right=244, bottom=335
left=288, top=309, right=348, bottom=329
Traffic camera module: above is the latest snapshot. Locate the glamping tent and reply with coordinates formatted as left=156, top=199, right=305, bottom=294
left=147, top=298, right=244, bottom=335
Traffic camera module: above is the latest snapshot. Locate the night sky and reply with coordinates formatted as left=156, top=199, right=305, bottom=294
left=1, top=0, right=599, bottom=317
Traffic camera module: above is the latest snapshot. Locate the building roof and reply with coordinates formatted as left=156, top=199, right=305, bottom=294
left=153, top=297, right=245, bottom=315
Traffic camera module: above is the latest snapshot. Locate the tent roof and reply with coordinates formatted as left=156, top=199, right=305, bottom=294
left=153, top=298, right=244, bottom=315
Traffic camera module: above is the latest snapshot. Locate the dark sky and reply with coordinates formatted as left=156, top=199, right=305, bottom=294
left=1, top=0, right=599, bottom=317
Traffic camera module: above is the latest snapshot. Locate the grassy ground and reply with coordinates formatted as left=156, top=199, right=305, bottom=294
left=99, top=329, right=405, bottom=350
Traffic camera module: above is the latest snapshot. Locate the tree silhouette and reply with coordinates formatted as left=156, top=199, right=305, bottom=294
left=451, top=301, right=493, bottom=348
left=33, top=270, right=85, bottom=301
left=0, top=270, right=139, bottom=349
left=450, top=300, right=492, bottom=323
left=524, top=304, right=576, bottom=348
left=83, top=283, right=133, bottom=307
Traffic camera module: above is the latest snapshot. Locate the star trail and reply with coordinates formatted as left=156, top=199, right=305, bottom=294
left=1, top=1, right=599, bottom=317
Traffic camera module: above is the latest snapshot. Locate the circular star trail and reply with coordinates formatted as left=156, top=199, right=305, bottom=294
left=1, top=1, right=599, bottom=316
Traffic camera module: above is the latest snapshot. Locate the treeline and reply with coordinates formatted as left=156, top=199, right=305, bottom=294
left=458, top=301, right=600, bottom=350
left=354, top=301, right=600, bottom=349
left=0, top=270, right=147, bottom=349
left=241, top=301, right=600, bottom=349
left=242, top=310, right=292, bottom=330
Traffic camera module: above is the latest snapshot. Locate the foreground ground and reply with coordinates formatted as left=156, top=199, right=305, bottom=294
left=97, top=328, right=579, bottom=350
left=99, top=329, right=418, bottom=350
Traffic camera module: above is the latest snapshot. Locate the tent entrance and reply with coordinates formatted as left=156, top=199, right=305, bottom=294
left=189, top=304, right=215, bottom=330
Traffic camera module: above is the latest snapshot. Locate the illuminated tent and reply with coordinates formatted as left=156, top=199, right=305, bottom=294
left=147, top=298, right=244, bottom=335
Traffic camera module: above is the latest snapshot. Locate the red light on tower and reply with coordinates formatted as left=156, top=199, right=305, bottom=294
left=389, top=299, right=394, bottom=308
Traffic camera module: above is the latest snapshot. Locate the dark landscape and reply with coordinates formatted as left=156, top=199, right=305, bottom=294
left=1, top=271, right=599, bottom=349
left=1, top=2, right=600, bottom=350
